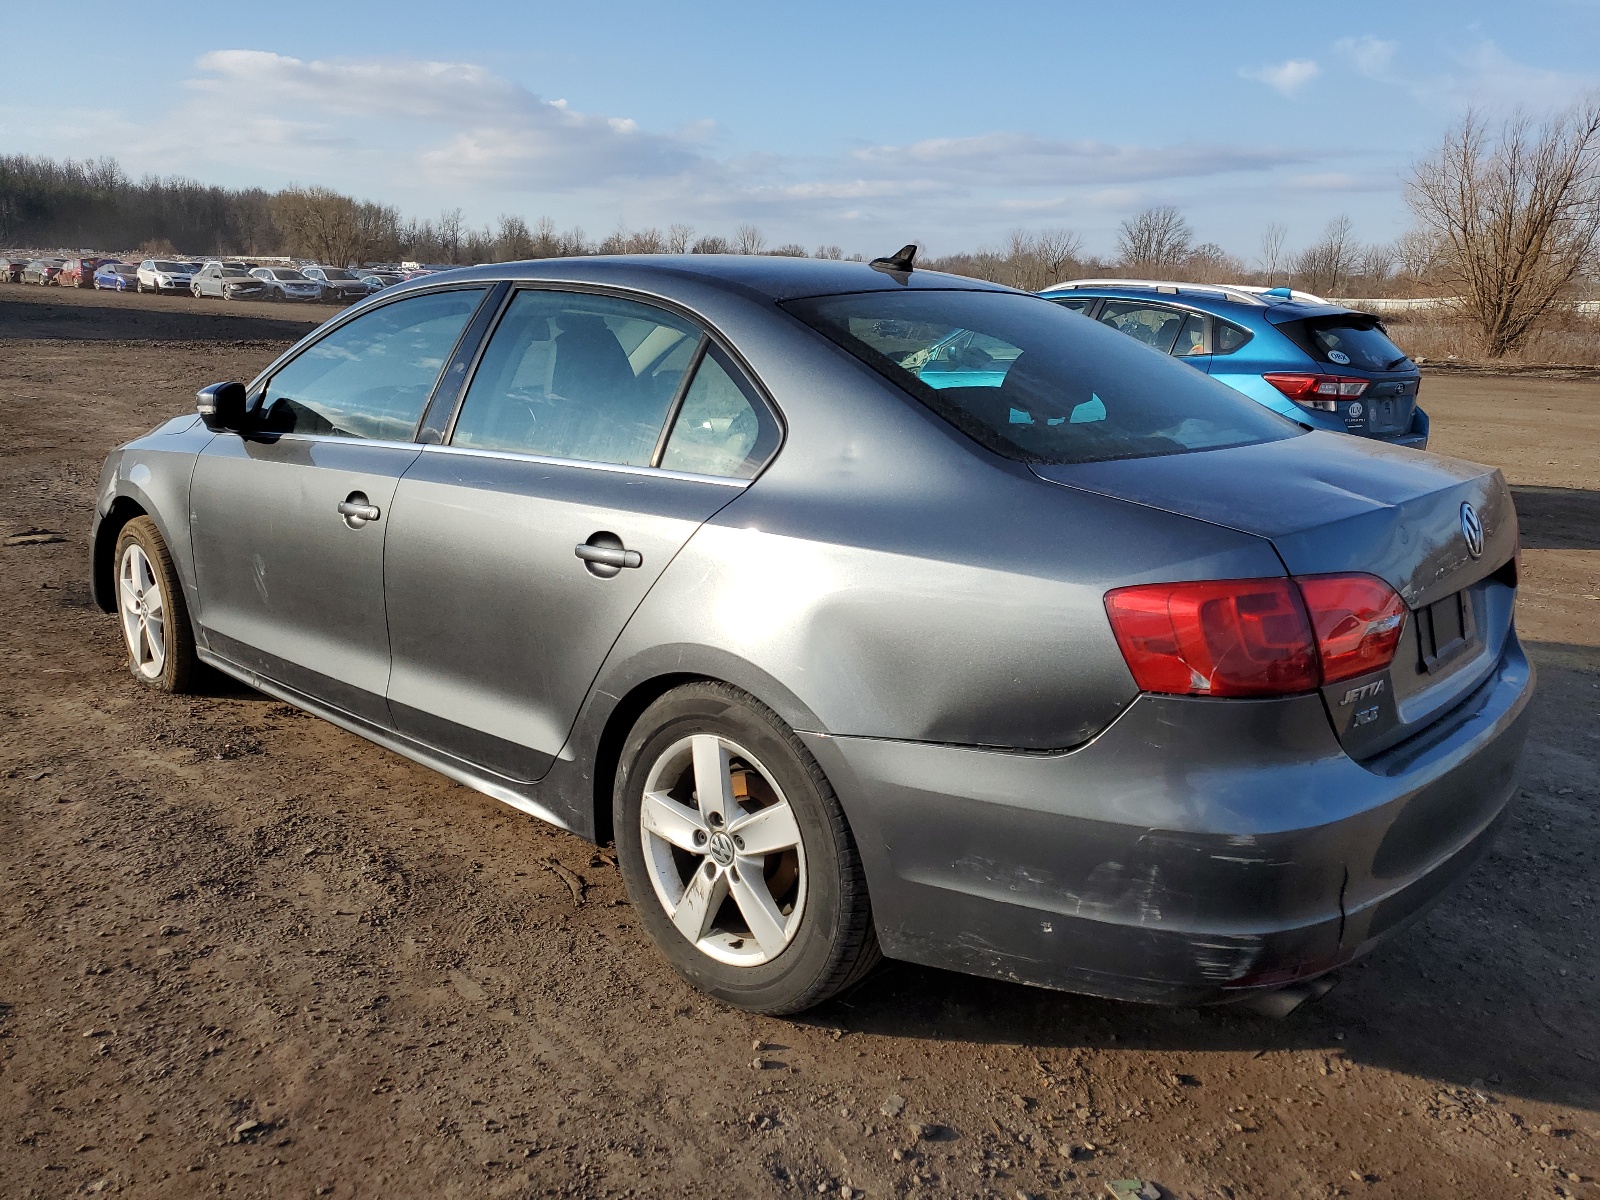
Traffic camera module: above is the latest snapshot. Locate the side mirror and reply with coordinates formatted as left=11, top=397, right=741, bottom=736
left=196, top=381, right=249, bottom=432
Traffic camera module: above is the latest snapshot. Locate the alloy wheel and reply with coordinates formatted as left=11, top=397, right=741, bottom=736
left=639, top=733, right=807, bottom=967
left=118, top=542, right=166, bottom=680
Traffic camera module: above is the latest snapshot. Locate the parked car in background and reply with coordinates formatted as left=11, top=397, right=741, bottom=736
left=191, top=263, right=268, bottom=301
left=59, top=257, right=108, bottom=287
left=22, top=258, right=66, bottom=284
left=136, top=259, right=197, bottom=294
left=1039, top=280, right=1428, bottom=448
left=94, top=262, right=140, bottom=291
left=202, top=260, right=257, bottom=272
left=0, top=257, right=28, bottom=283
left=249, top=267, right=324, bottom=302
left=301, top=265, right=370, bottom=303
left=354, top=268, right=403, bottom=293
left=90, top=256, right=1528, bottom=1015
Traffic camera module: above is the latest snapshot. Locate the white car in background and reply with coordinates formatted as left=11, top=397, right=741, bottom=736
left=136, top=259, right=197, bottom=294
left=249, top=267, right=324, bottom=302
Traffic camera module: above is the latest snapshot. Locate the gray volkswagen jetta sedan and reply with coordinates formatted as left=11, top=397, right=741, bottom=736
left=90, top=255, right=1533, bottom=1014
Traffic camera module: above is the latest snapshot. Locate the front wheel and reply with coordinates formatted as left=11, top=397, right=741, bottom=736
left=614, top=682, right=879, bottom=1014
left=114, top=517, right=197, bottom=693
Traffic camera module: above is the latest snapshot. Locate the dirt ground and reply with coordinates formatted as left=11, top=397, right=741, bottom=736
left=1, top=284, right=1597, bottom=1200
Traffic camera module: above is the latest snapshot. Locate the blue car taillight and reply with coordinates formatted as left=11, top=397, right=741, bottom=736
left=1263, top=373, right=1370, bottom=412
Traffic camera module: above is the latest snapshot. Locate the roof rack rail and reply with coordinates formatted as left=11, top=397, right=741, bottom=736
left=1042, top=278, right=1330, bottom=306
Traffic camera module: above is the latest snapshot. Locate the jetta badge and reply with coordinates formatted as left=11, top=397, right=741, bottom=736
left=1460, top=502, right=1484, bottom=559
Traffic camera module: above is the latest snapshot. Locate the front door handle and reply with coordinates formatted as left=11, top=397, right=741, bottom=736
left=338, top=493, right=381, bottom=528
left=575, top=543, right=642, bottom=569
left=575, top=533, right=642, bottom=578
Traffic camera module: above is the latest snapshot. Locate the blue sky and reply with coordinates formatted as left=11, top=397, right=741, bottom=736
left=4, top=1, right=1597, bottom=259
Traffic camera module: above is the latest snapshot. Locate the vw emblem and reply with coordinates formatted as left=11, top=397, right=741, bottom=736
left=707, top=830, right=736, bottom=866
left=1460, top=502, right=1484, bottom=559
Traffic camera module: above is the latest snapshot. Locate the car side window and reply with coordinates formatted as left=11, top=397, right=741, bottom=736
left=450, top=289, right=702, bottom=467
left=260, top=288, right=487, bottom=440
left=1097, top=301, right=1185, bottom=354
left=1172, top=313, right=1207, bottom=356
left=659, top=346, right=780, bottom=479
left=1215, top=319, right=1253, bottom=355
left=1051, top=297, right=1094, bottom=313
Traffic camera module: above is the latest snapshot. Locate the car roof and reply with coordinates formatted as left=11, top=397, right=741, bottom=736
left=390, top=254, right=1018, bottom=303
left=1039, top=278, right=1363, bottom=322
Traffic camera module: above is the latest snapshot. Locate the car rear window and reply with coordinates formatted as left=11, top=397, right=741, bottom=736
left=1292, top=315, right=1410, bottom=372
left=784, top=289, right=1299, bottom=465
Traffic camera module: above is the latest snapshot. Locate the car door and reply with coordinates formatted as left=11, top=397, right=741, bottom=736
left=382, top=286, right=781, bottom=782
left=189, top=285, right=491, bottom=725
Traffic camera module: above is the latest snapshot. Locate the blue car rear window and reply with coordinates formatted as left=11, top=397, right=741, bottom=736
left=784, top=290, right=1300, bottom=465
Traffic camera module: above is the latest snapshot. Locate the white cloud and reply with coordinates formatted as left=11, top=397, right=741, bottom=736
left=1335, top=36, right=1398, bottom=79
left=167, top=50, right=704, bottom=188
left=1239, top=58, right=1322, bottom=97
left=850, top=132, right=1307, bottom=186
left=1416, top=41, right=1598, bottom=110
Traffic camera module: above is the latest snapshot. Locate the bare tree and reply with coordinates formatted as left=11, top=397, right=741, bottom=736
left=1259, top=221, right=1288, bottom=284
left=814, top=244, right=843, bottom=259
left=767, top=243, right=809, bottom=257
left=270, top=186, right=388, bottom=265
left=734, top=223, right=766, bottom=254
left=1407, top=99, right=1600, bottom=356
left=692, top=234, right=731, bottom=253
left=496, top=215, right=535, bottom=261
left=1116, top=206, right=1192, bottom=274
left=666, top=222, right=695, bottom=253
left=1293, top=214, right=1359, bottom=296
left=1184, top=241, right=1243, bottom=284
left=436, top=208, right=464, bottom=263
left=1033, top=227, right=1085, bottom=286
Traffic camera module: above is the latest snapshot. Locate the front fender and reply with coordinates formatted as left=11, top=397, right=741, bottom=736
left=90, top=415, right=213, bottom=615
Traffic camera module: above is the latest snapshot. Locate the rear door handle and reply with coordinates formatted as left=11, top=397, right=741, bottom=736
left=574, top=543, right=642, bottom=569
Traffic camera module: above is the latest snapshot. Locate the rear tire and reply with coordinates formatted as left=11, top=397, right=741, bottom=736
left=614, top=681, right=880, bottom=1014
left=113, top=517, right=197, bottom=693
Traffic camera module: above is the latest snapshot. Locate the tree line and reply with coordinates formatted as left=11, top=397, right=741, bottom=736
left=4, top=95, right=1597, bottom=357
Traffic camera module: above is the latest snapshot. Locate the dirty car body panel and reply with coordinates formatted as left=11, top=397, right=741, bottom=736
left=90, top=255, right=1533, bottom=1005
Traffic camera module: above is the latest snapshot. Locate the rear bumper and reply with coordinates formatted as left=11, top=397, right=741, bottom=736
left=803, top=633, right=1532, bottom=1004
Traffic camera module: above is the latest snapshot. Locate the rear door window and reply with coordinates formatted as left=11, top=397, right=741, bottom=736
left=1096, top=301, right=1186, bottom=354
left=1172, top=312, right=1207, bottom=357
left=261, top=288, right=487, bottom=439
left=450, top=289, right=701, bottom=466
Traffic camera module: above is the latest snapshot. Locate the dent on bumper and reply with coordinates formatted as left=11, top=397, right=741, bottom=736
left=803, top=637, right=1533, bottom=1004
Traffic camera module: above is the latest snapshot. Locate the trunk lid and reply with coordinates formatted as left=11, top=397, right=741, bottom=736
left=1033, top=432, right=1518, bottom=759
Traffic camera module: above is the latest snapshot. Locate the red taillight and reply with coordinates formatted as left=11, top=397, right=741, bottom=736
left=1296, top=573, right=1407, bottom=683
left=1105, top=573, right=1407, bottom=698
left=1103, top=578, right=1320, bottom=697
left=1263, top=373, right=1370, bottom=412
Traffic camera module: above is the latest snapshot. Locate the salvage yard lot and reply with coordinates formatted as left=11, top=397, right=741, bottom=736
left=1, top=286, right=1597, bottom=1199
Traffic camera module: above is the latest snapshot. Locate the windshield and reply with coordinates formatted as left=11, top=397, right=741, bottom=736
left=1301, top=315, right=1410, bottom=372
left=268, top=269, right=307, bottom=280
left=221, top=269, right=251, bottom=278
left=319, top=268, right=357, bottom=280
left=784, top=290, right=1299, bottom=465
left=153, top=260, right=186, bottom=272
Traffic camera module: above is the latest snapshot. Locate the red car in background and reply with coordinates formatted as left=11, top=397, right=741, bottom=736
left=59, top=257, right=109, bottom=287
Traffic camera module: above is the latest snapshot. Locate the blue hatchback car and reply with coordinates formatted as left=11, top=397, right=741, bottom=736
left=1037, top=280, right=1428, bottom=449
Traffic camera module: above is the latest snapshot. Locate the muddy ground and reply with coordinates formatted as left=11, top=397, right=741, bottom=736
left=1, top=284, right=1597, bottom=1199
